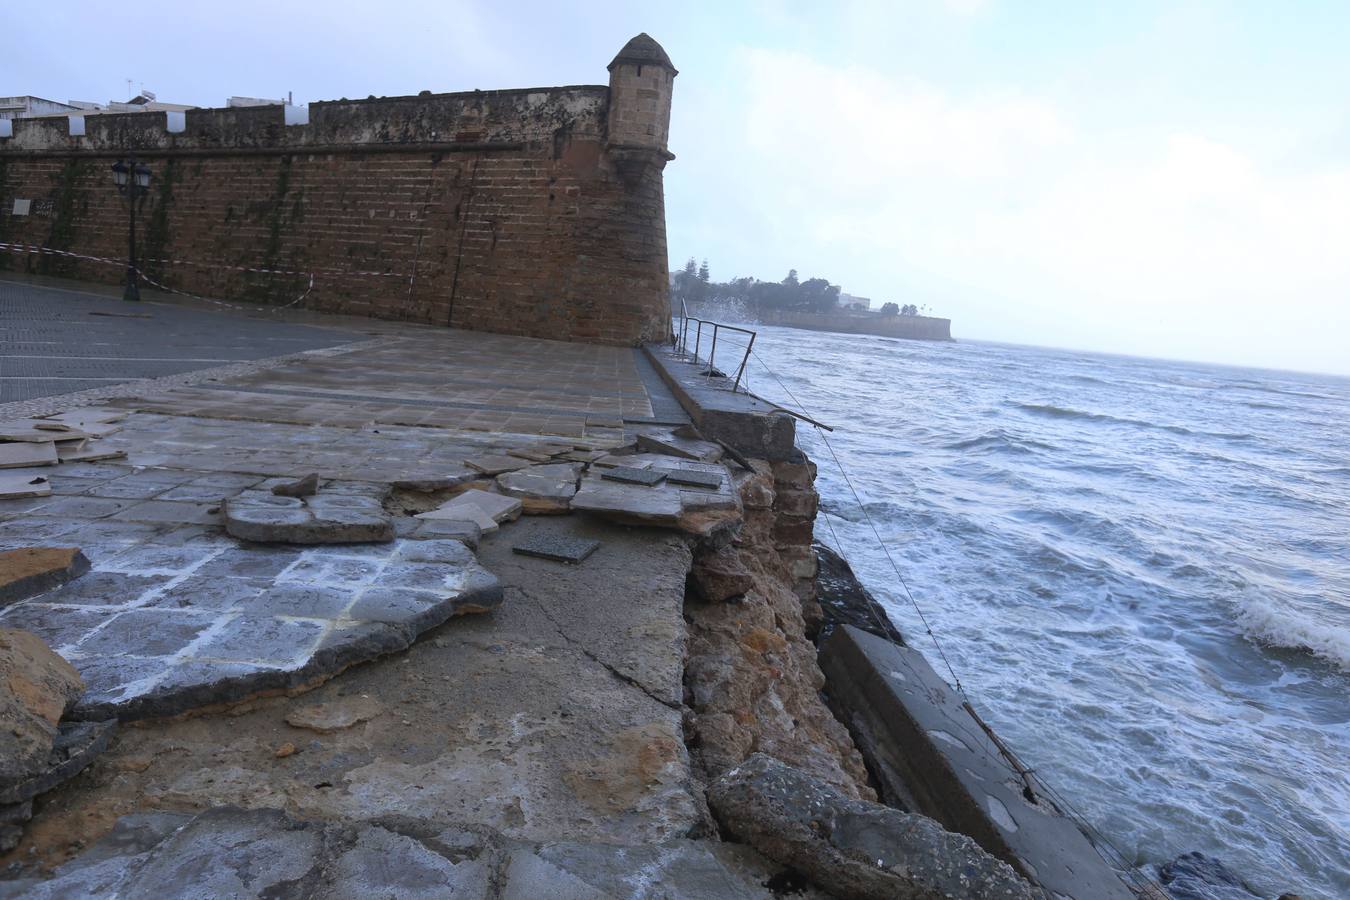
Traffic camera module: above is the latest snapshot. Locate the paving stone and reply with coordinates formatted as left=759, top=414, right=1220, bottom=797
left=601, top=466, right=668, bottom=487
left=463, top=454, right=530, bottom=476
left=636, top=429, right=724, bottom=463
left=0, top=474, right=52, bottom=500
left=0, top=548, right=91, bottom=607
left=0, top=421, right=93, bottom=443
left=572, top=460, right=741, bottom=536
left=117, top=500, right=222, bottom=526
left=55, top=442, right=127, bottom=463
left=505, top=447, right=554, bottom=462
left=410, top=518, right=481, bottom=548
left=155, top=473, right=263, bottom=503
left=81, top=470, right=186, bottom=499
left=25, top=571, right=171, bottom=607
left=660, top=468, right=725, bottom=489
left=0, top=607, right=108, bottom=652
left=223, top=490, right=393, bottom=544
left=235, top=583, right=355, bottom=619
left=495, top=462, right=581, bottom=514
left=76, top=609, right=216, bottom=657
left=28, top=495, right=134, bottom=519
left=511, top=533, right=601, bottom=565
left=417, top=488, right=521, bottom=526
left=0, top=442, right=58, bottom=469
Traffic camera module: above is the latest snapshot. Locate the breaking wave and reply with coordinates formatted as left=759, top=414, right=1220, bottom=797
left=1235, top=598, right=1350, bottom=671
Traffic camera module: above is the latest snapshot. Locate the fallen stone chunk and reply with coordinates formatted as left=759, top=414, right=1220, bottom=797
left=561, top=449, right=606, bottom=463
left=223, top=490, right=393, bottom=544
left=707, top=754, right=1035, bottom=900
left=689, top=545, right=754, bottom=602
left=511, top=533, right=600, bottom=565
left=417, top=488, right=521, bottom=526
left=0, top=547, right=92, bottom=607
left=496, top=462, right=581, bottom=514
left=411, top=517, right=482, bottom=549
left=285, top=694, right=383, bottom=734
left=0, top=800, right=32, bottom=853
left=0, top=441, right=58, bottom=469
left=0, top=629, right=85, bottom=799
left=0, top=474, right=51, bottom=500
left=39, top=408, right=128, bottom=427
left=464, top=454, right=531, bottom=476
left=270, top=472, right=320, bottom=497
left=0, top=719, right=116, bottom=806
left=637, top=429, right=724, bottom=463
left=602, top=466, right=668, bottom=487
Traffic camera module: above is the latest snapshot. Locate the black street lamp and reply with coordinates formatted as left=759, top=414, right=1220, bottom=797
left=110, top=158, right=152, bottom=301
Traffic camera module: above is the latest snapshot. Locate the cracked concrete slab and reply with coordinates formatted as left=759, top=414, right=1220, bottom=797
left=223, top=486, right=393, bottom=544
left=572, top=454, right=739, bottom=536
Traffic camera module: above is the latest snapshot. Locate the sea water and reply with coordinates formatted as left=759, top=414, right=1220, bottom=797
left=746, top=326, right=1349, bottom=898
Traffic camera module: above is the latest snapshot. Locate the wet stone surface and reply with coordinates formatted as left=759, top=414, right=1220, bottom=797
left=223, top=485, right=393, bottom=545
left=511, top=534, right=601, bottom=565
left=601, top=466, right=667, bottom=487
left=0, top=511, right=501, bottom=720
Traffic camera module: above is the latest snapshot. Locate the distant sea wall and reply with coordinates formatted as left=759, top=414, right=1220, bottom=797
left=760, top=310, right=953, bottom=341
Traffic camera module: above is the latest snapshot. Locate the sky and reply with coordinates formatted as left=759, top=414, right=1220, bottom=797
left=9, top=1, right=1350, bottom=375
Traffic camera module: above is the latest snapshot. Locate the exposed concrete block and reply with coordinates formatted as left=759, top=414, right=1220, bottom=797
left=819, top=625, right=1135, bottom=900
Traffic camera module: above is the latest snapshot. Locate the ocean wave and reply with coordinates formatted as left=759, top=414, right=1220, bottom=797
left=1235, top=598, right=1350, bottom=671
left=1009, top=402, right=1253, bottom=442
left=944, top=428, right=1058, bottom=454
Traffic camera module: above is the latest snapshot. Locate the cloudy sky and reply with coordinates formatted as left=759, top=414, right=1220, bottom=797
left=15, top=1, right=1350, bottom=374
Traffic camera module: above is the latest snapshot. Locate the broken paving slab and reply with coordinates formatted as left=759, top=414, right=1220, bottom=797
left=0, top=442, right=58, bottom=469
left=464, top=454, right=531, bottom=476
left=417, top=488, right=522, bottom=526
left=0, top=537, right=501, bottom=721
left=636, top=428, right=724, bottom=463
left=511, top=533, right=600, bottom=565
left=573, top=458, right=740, bottom=536
left=0, top=421, right=94, bottom=443
left=0, top=548, right=91, bottom=607
left=223, top=490, right=393, bottom=544
left=601, top=466, right=667, bottom=487
left=495, top=462, right=581, bottom=514
left=660, top=468, right=725, bottom=490
left=0, top=806, right=822, bottom=900
left=0, top=629, right=85, bottom=797
left=55, top=442, right=127, bottom=463
left=410, top=517, right=482, bottom=549
left=0, top=474, right=52, bottom=500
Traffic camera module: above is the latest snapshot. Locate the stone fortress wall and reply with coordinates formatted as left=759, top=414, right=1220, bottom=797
left=0, top=35, right=678, bottom=346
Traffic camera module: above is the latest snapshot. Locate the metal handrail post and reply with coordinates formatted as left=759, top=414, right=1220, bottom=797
left=732, top=331, right=756, bottom=393
left=708, top=325, right=719, bottom=374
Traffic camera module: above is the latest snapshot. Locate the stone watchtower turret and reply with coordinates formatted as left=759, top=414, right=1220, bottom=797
left=606, top=33, right=678, bottom=156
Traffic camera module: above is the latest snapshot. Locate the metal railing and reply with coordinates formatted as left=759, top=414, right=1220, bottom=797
left=674, top=300, right=757, bottom=393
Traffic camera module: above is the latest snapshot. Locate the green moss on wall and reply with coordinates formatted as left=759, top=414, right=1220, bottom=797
left=142, top=158, right=180, bottom=283
left=40, top=160, right=95, bottom=277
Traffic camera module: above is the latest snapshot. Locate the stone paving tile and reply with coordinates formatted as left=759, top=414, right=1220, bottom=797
left=0, top=531, right=502, bottom=721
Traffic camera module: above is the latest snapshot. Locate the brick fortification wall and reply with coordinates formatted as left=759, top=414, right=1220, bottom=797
left=0, top=35, right=677, bottom=346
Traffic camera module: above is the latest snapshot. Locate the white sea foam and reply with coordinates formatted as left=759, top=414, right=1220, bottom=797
left=1235, top=597, right=1350, bottom=671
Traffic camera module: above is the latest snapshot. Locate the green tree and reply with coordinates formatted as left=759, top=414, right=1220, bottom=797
left=880, top=302, right=899, bottom=316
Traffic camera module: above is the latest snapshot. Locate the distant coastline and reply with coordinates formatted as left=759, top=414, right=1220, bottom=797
left=759, top=308, right=954, bottom=342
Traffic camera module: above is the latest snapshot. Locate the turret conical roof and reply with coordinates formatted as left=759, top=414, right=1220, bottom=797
left=608, top=33, right=678, bottom=74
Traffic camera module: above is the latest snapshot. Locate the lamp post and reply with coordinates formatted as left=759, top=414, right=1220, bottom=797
left=110, top=158, right=152, bottom=301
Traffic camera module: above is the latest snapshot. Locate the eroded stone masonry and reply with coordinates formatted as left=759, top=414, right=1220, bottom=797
left=0, top=36, right=677, bottom=345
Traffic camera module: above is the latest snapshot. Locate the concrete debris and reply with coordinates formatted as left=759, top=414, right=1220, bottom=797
left=0, top=806, right=824, bottom=899
left=660, top=467, right=724, bottom=489
left=708, top=753, right=1036, bottom=900
left=0, top=474, right=51, bottom=500
left=270, top=472, right=320, bottom=497
left=223, top=488, right=393, bottom=544
left=495, top=462, right=581, bottom=514
left=55, top=442, right=127, bottom=463
left=505, top=447, right=554, bottom=462
left=573, top=456, right=739, bottom=536
left=0, top=629, right=85, bottom=799
left=511, top=533, right=600, bottom=565
left=0, top=441, right=58, bottom=469
left=0, top=547, right=92, bottom=608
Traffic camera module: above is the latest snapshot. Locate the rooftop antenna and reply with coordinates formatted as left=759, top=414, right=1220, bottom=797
left=125, top=78, right=133, bottom=99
